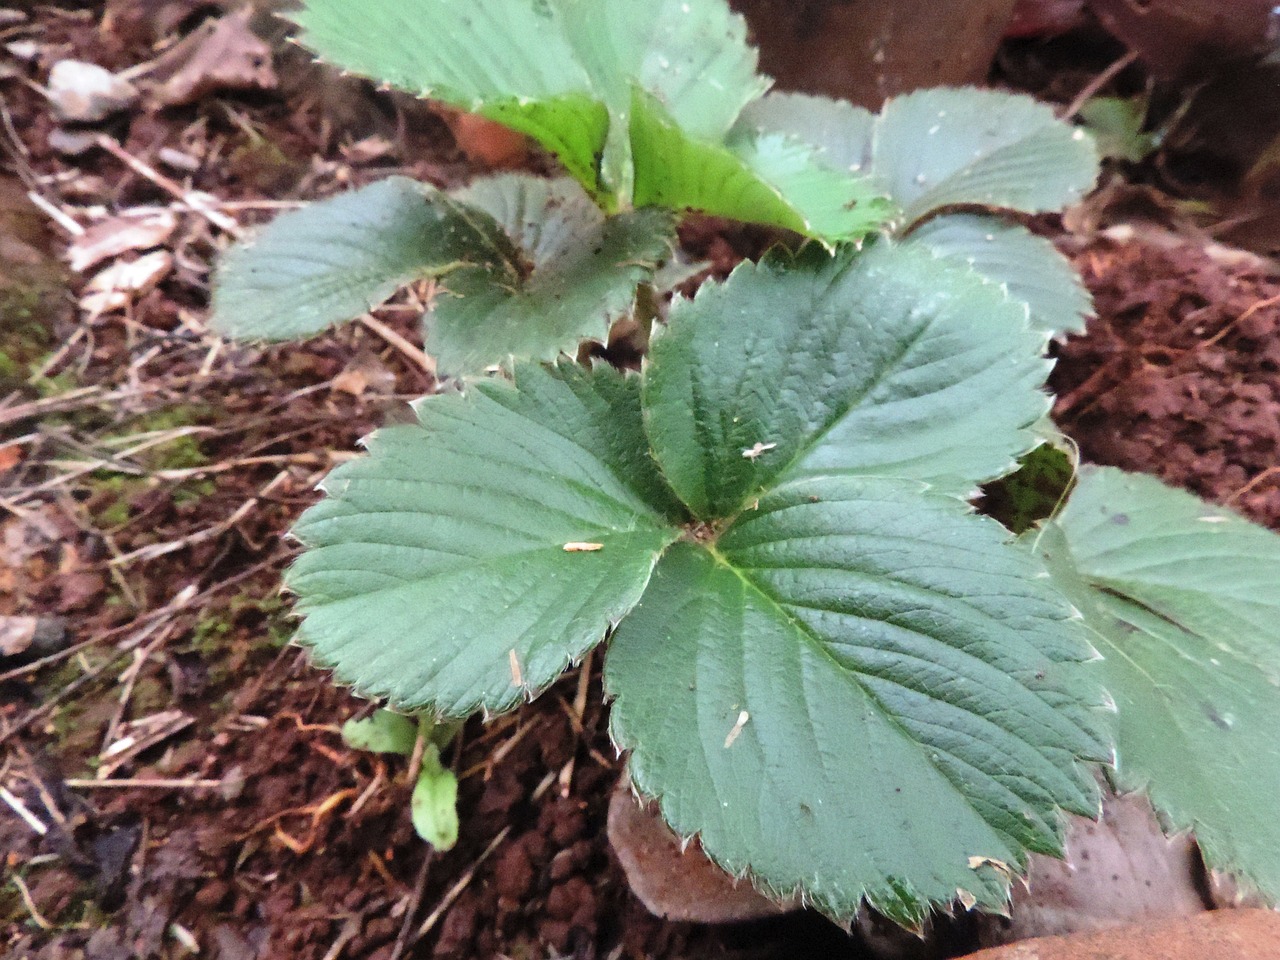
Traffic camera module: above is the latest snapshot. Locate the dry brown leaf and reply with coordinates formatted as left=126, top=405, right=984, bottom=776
left=81, top=250, right=173, bottom=314
left=142, top=10, right=277, bottom=108
left=66, top=210, right=178, bottom=273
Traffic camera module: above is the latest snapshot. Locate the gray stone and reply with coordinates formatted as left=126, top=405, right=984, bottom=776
left=47, top=59, right=138, bottom=123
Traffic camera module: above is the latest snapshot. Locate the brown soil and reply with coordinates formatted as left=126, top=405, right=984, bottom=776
left=3, top=6, right=1279, bottom=960
left=1053, top=238, right=1280, bottom=529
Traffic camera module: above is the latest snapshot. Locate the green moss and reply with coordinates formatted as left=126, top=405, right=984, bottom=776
left=173, top=478, right=217, bottom=506
left=31, top=370, right=78, bottom=398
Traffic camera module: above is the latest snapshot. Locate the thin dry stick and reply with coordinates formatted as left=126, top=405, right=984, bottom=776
left=559, top=650, right=595, bottom=797
left=388, top=850, right=435, bottom=960
left=107, top=497, right=257, bottom=567
left=1225, top=466, right=1280, bottom=506
left=320, top=917, right=362, bottom=960
left=359, top=314, right=435, bottom=375
left=0, top=648, right=135, bottom=748
left=0, top=785, right=48, bottom=835
left=1061, top=50, right=1140, bottom=121
left=10, top=875, right=53, bottom=931
left=0, top=583, right=206, bottom=684
left=95, top=135, right=242, bottom=235
left=1202, top=293, right=1280, bottom=349
left=63, top=777, right=224, bottom=789
left=100, top=626, right=174, bottom=755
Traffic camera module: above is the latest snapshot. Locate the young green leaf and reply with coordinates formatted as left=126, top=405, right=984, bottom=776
left=1078, top=97, right=1155, bottom=164
left=412, top=744, right=460, bottom=850
left=291, top=0, right=889, bottom=242
left=293, top=0, right=764, bottom=201
left=288, top=361, right=683, bottom=716
left=430, top=175, right=675, bottom=375
left=341, top=708, right=418, bottom=755
left=607, top=478, right=1107, bottom=925
left=630, top=93, right=892, bottom=245
left=210, top=177, right=509, bottom=341
left=1035, top=466, right=1280, bottom=904
left=642, top=242, right=1052, bottom=519
left=905, top=214, right=1092, bottom=335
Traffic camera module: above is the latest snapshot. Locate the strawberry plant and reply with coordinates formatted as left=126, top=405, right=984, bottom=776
left=210, top=0, right=1280, bottom=929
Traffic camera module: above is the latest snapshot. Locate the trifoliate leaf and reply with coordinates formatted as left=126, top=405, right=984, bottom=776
left=642, top=242, right=1051, bottom=518
left=289, top=361, right=683, bottom=715
left=411, top=744, right=459, bottom=850
left=429, top=175, right=675, bottom=375
left=873, top=88, right=1099, bottom=226
left=905, top=214, right=1092, bottom=335
left=210, top=177, right=508, bottom=340
left=1036, top=466, right=1280, bottom=904
left=341, top=709, right=417, bottom=755
left=607, top=477, right=1107, bottom=925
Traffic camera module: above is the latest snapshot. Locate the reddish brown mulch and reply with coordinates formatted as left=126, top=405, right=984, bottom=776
left=1053, top=238, right=1280, bottom=529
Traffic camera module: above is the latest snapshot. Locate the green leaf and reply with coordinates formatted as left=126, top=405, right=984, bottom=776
left=428, top=175, right=675, bottom=375
left=555, top=1, right=766, bottom=193
left=607, top=477, right=1107, bottom=924
left=293, top=1, right=607, bottom=191
left=211, top=178, right=507, bottom=341
left=873, top=89, right=1099, bottom=227
left=289, top=361, right=683, bottom=715
left=728, top=89, right=1099, bottom=230
left=733, top=92, right=876, bottom=176
left=642, top=242, right=1052, bottom=519
left=1036, top=466, right=1280, bottom=903
left=905, top=214, right=1092, bottom=335
left=341, top=709, right=418, bottom=755
left=631, top=92, right=891, bottom=245
left=294, top=0, right=764, bottom=201
left=981, top=440, right=1076, bottom=535
left=411, top=745, right=460, bottom=850
left=1078, top=97, right=1155, bottom=164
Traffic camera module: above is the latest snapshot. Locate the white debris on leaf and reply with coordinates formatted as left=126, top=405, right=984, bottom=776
left=47, top=59, right=139, bottom=123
